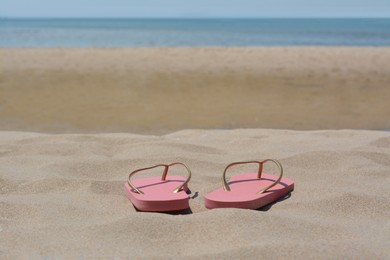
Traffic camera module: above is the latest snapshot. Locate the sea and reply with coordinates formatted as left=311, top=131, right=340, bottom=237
left=0, top=18, right=389, bottom=47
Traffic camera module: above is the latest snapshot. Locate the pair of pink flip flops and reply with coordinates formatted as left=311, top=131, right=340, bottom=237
left=124, top=160, right=294, bottom=212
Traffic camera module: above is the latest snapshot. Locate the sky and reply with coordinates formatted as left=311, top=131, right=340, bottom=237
left=0, top=0, right=389, bottom=18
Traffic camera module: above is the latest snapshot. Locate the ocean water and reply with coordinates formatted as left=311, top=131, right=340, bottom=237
left=0, top=18, right=389, bottom=47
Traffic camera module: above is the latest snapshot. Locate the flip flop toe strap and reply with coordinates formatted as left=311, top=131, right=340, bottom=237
left=128, top=162, right=192, bottom=195
left=222, top=159, right=283, bottom=194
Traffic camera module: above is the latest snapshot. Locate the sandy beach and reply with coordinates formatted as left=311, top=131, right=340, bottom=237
left=1, top=47, right=390, bottom=258
left=1, top=47, right=390, bottom=133
left=0, top=129, right=389, bottom=258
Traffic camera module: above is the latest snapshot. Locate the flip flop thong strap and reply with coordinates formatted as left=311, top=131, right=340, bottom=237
left=222, top=159, right=283, bottom=194
left=128, top=162, right=192, bottom=195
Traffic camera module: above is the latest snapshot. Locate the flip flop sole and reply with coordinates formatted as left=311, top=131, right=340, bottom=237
left=205, top=172, right=294, bottom=209
left=124, top=175, right=189, bottom=212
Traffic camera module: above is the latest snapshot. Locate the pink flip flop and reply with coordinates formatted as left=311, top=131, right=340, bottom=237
left=124, top=162, right=192, bottom=212
left=205, top=159, right=294, bottom=209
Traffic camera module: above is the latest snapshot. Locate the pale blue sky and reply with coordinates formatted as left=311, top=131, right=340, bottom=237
left=1, top=0, right=389, bottom=18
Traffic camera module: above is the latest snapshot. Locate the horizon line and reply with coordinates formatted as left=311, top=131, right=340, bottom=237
left=1, top=16, right=390, bottom=19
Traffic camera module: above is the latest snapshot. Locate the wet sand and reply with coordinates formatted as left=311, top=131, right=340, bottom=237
left=1, top=47, right=390, bottom=134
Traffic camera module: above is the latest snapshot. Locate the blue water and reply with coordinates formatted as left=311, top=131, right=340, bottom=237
left=1, top=18, right=390, bottom=47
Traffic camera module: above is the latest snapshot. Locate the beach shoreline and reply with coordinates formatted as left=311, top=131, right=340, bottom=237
left=1, top=47, right=390, bottom=134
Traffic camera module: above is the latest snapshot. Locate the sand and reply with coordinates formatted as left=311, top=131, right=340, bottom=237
left=1, top=47, right=390, bottom=133
left=1, top=47, right=389, bottom=258
left=0, top=129, right=389, bottom=258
